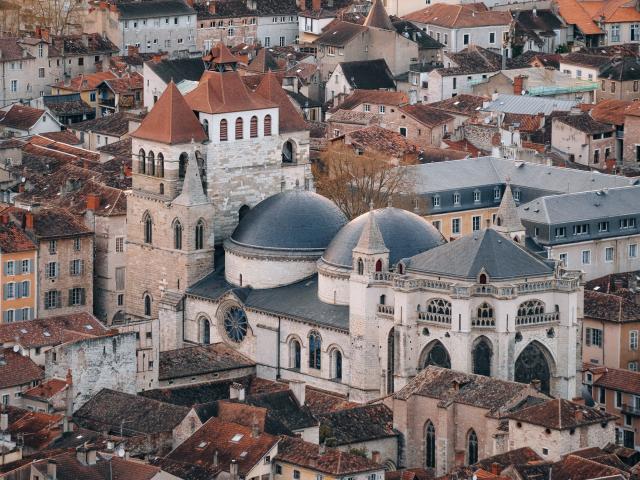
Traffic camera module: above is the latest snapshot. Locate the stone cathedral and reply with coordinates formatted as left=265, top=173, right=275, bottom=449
left=124, top=45, right=581, bottom=401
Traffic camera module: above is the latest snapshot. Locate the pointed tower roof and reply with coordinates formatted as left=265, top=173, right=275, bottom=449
left=132, top=82, right=206, bottom=145
left=173, top=153, right=209, bottom=206
left=354, top=209, right=389, bottom=255
left=210, top=42, right=239, bottom=69
left=247, top=48, right=282, bottom=74
left=494, top=182, right=525, bottom=234
left=254, top=71, right=307, bottom=132
left=364, top=0, right=394, bottom=31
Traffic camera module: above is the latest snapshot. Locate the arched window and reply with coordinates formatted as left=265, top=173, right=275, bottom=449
left=472, top=337, right=492, bottom=377
left=425, top=421, right=436, bottom=468
left=159, top=183, right=164, bottom=195
left=239, top=274, right=243, bottom=286
left=398, top=263, right=404, bottom=274
left=220, top=119, right=228, bottom=141
left=479, top=273, right=487, bottom=284
left=375, top=259, right=382, bottom=272
left=264, top=115, right=272, bottom=136
left=308, top=331, right=321, bottom=370
left=144, top=294, right=151, bottom=317
left=477, top=302, right=493, bottom=318
left=387, top=328, right=395, bottom=394
left=250, top=115, right=258, bottom=138
left=195, top=219, right=205, bottom=250
left=235, top=117, right=243, bottom=140
left=357, top=258, right=364, bottom=275
left=138, top=148, right=146, bottom=174
left=290, top=339, right=301, bottom=370
left=517, top=299, right=546, bottom=317
left=467, top=429, right=478, bottom=465
left=173, top=219, right=183, bottom=250
left=201, top=317, right=211, bottom=345
left=282, top=140, right=294, bottom=163
left=202, top=119, right=209, bottom=138
left=143, top=212, right=152, bottom=244
left=331, top=349, right=342, bottom=381
left=156, top=153, right=164, bottom=177
left=179, top=153, right=188, bottom=179
left=147, top=150, right=155, bottom=176
left=426, top=298, right=451, bottom=315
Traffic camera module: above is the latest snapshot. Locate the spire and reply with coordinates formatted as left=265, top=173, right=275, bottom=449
left=173, top=153, right=209, bottom=206
left=364, top=0, right=394, bottom=31
left=494, top=181, right=525, bottom=234
left=354, top=209, right=389, bottom=254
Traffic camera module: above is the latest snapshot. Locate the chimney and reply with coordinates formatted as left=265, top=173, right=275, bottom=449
left=230, top=382, right=246, bottom=402
left=127, top=45, right=139, bottom=57
left=575, top=409, right=584, bottom=422
left=289, top=380, right=305, bottom=406
left=208, top=0, right=216, bottom=14
left=491, top=463, right=502, bottom=475
left=230, top=459, right=239, bottom=480
left=1, top=214, right=8, bottom=225
left=297, top=0, right=306, bottom=11
left=371, top=451, right=381, bottom=464
left=532, top=8, right=537, bottom=16
left=312, top=0, right=320, bottom=11
left=0, top=412, right=8, bottom=431
left=86, top=193, right=100, bottom=211
left=47, top=460, right=57, bottom=480
left=251, top=421, right=260, bottom=438
left=24, top=212, right=34, bottom=230
left=513, top=75, right=525, bottom=95
left=213, top=450, right=219, bottom=467
left=530, top=379, right=541, bottom=391
left=18, top=183, right=25, bottom=193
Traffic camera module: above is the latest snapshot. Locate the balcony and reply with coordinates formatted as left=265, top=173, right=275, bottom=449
left=515, top=311, right=560, bottom=326
left=377, top=304, right=394, bottom=317
left=99, top=97, right=116, bottom=108
left=622, top=403, right=640, bottom=416
left=417, top=311, right=451, bottom=325
left=471, top=316, right=495, bottom=328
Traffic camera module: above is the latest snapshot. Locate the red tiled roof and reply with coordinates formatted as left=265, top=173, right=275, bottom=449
left=38, top=130, right=83, bottom=145
left=247, top=48, right=285, bottom=73
left=507, top=399, right=617, bottom=430
left=0, top=348, right=44, bottom=388
left=592, top=366, right=640, bottom=395
left=22, top=378, right=69, bottom=401
left=400, top=104, right=454, bottom=128
left=132, top=81, right=206, bottom=144
left=53, top=71, right=118, bottom=91
left=584, top=289, right=640, bottom=322
left=0, top=104, right=45, bottom=131
left=329, top=89, right=408, bottom=112
left=6, top=407, right=63, bottom=450
left=334, top=125, right=421, bottom=158
left=591, top=99, right=632, bottom=125
left=102, top=72, right=143, bottom=94
left=404, top=3, right=512, bottom=28
left=554, top=0, right=602, bottom=34
left=254, top=71, right=307, bottom=132
left=0, top=221, right=37, bottom=253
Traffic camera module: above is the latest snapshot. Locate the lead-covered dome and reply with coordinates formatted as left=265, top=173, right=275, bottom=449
left=321, top=207, right=445, bottom=268
left=229, top=191, right=347, bottom=252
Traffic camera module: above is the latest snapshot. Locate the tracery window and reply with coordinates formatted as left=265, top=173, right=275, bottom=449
left=309, top=331, right=322, bottom=369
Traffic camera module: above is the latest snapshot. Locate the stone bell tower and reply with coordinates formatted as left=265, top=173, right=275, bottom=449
left=493, top=181, right=526, bottom=243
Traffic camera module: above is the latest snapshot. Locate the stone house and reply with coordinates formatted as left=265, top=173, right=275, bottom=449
left=0, top=104, right=62, bottom=137
left=327, top=89, right=408, bottom=117
left=598, top=56, right=640, bottom=102
left=20, top=377, right=71, bottom=413
left=428, top=94, right=487, bottom=130
left=194, top=0, right=258, bottom=53
left=0, top=348, right=43, bottom=408
left=560, top=51, right=611, bottom=83
left=329, top=126, right=423, bottom=164
left=70, top=111, right=137, bottom=150
left=143, top=57, right=205, bottom=109
left=590, top=99, right=628, bottom=164
left=96, top=72, right=144, bottom=115
left=551, top=112, right=615, bottom=169
left=325, top=59, right=396, bottom=103
left=253, top=0, right=299, bottom=48
left=51, top=71, right=118, bottom=111
left=623, top=101, right=640, bottom=167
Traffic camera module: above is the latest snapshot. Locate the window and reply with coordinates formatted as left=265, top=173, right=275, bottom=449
left=1, top=394, right=8, bottom=405
left=10, top=80, right=17, bottom=92
left=250, top=116, right=258, bottom=138
left=73, top=237, right=81, bottom=251
left=612, top=81, right=616, bottom=93
left=453, top=192, right=460, bottom=205
left=602, top=80, right=606, bottom=91
left=174, top=220, right=183, bottom=250
left=513, top=188, right=521, bottom=202
left=38, top=67, right=45, bottom=78
left=144, top=213, right=152, bottom=244
left=5, top=261, right=14, bottom=276
left=70, top=259, right=84, bottom=276
left=473, top=190, right=481, bottom=203
left=620, top=218, right=637, bottom=229
left=489, top=32, right=495, bottom=43
left=494, top=186, right=501, bottom=200
left=264, top=115, right=272, bottom=136
left=630, top=361, right=638, bottom=372
left=309, top=331, right=321, bottom=369
left=452, top=77, right=457, bottom=89
left=21, top=260, right=30, bottom=274
left=432, top=220, right=441, bottom=231
left=555, top=227, right=566, bottom=238
left=364, top=104, right=371, bottom=112
left=69, top=287, right=85, bottom=306
left=632, top=23, right=639, bottom=41
left=235, top=118, right=243, bottom=140
left=616, top=391, right=623, bottom=408
left=279, top=36, right=286, bottom=46
left=44, top=290, right=61, bottom=309
left=220, top=119, right=228, bottom=141
left=593, top=149, right=599, bottom=164
left=631, top=330, right=638, bottom=350
left=379, top=105, right=386, bottom=114
left=463, top=34, right=470, bottom=45
left=582, top=250, right=591, bottom=265
left=432, top=195, right=440, bottom=207
left=49, top=240, right=57, bottom=254
left=472, top=215, right=481, bottom=232
left=559, top=253, right=568, bottom=266
left=425, top=421, right=436, bottom=468
left=573, top=224, right=589, bottom=235
left=399, top=127, right=407, bottom=137
left=586, top=327, right=603, bottom=347
left=46, top=262, right=58, bottom=278
left=452, top=218, right=461, bottom=235
left=599, top=386, right=606, bottom=404
left=276, top=465, right=282, bottom=475
left=78, top=57, right=84, bottom=66
left=444, top=33, right=448, bottom=45
left=117, top=294, right=124, bottom=306
left=598, top=221, right=609, bottom=232
left=144, top=294, right=152, bottom=316
left=264, top=36, right=271, bottom=47
left=605, top=247, right=615, bottom=262
left=630, top=244, right=638, bottom=258
left=174, top=17, right=178, bottom=24
left=611, top=24, right=620, bottom=42
left=467, top=430, right=478, bottom=465
left=116, top=237, right=124, bottom=253
left=293, top=471, right=301, bottom=480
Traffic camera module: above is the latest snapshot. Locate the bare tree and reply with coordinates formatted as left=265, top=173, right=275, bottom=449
left=29, top=0, right=85, bottom=35
left=313, top=142, right=416, bottom=220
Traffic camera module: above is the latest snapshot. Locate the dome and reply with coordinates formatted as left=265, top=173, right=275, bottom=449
left=229, top=191, right=348, bottom=252
left=321, top=207, right=445, bottom=268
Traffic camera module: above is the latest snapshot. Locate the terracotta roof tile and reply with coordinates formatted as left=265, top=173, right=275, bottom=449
left=364, top=0, right=394, bottom=30
left=385, top=468, right=435, bottom=480
left=584, top=289, right=640, bottom=322
left=592, top=366, right=640, bottom=396
left=4, top=406, right=63, bottom=450
left=330, top=89, right=408, bottom=112
left=254, top=71, right=307, bottom=132
left=404, top=3, right=512, bottom=29
left=549, top=454, right=628, bottom=479
left=555, top=112, right=614, bottom=134
left=247, top=48, right=284, bottom=73
left=0, top=104, right=45, bottom=131
left=591, top=99, right=632, bottom=125
left=335, top=126, right=421, bottom=158
left=38, top=130, right=82, bottom=145
left=0, top=221, right=37, bottom=253
left=428, top=94, right=487, bottom=116
left=159, top=342, right=255, bottom=381
left=133, top=81, right=206, bottom=144
left=507, top=398, right=617, bottom=430
left=314, top=21, right=368, bottom=46
left=297, top=387, right=358, bottom=416
left=554, top=0, right=602, bottom=35
left=53, top=71, right=118, bottom=91
left=0, top=348, right=44, bottom=389
left=22, top=378, right=69, bottom=401
left=400, top=104, right=454, bottom=128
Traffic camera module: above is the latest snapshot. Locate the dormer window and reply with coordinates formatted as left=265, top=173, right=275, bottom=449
left=473, top=190, right=481, bottom=203
left=432, top=194, right=440, bottom=208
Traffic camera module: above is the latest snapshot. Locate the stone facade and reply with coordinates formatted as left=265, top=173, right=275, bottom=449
left=551, top=117, right=616, bottom=170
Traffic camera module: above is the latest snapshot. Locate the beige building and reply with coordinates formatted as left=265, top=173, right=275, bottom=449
left=551, top=112, right=616, bottom=170
left=0, top=348, right=43, bottom=407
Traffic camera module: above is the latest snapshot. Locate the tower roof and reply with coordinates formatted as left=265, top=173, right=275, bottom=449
left=208, top=42, right=239, bottom=69
left=132, top=82, right=206, bottom=145
left=247, top=48, right=282, bottom=74
left=354, top=209, right=389, bottom=255
left=254, top=71, right=307, bottom=132
left=364, top=0, right=394, bottom=31
left=173, top=152, right=209, bottom=206
left=186, top=70, right=276, bottom=114
left=494, top=182, right=525, bottom=234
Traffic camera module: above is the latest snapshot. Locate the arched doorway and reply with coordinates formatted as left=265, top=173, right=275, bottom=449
left=387, top=328, right=395, bottom=394
left=420, top=340, right=451, bottom=369
left=515, top=341, right=552, bottom=394
left=472, top=337, right=492, bottom=377
left=282, top=140, right=295, bottom=163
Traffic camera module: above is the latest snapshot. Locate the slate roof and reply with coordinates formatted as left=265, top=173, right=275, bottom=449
left=600, top=56, right=640, bottom=82
left=159, top=343, right=255, bottom=381
left=146, top=57, right=205, bottom=84
left=0, top=348, right=44, bottom=389
left=364, top=0, right=394, bottom=30
left=244, top=390, right=317, bottom=431
left=437, top=46, right=502, bottom=76
left=561, top=52, right=611, bottom=69
left=405, top=228, right=554, bottom=280
left=150, top=458, right=221, bottom=480
left=277, top=436, right=383, bottom=475
left=317, top=404, right=397, bottom=445
left=0, top=104, right=45, bottom=131
left=400, top=104, right=454, bottom=128
left=549, top=454, right=628, bottom=480
left=116, top=0, right=194, bottom=19
left=9, top=206, right=92, bottom=239
left=555, top=112, right=613, bottom=134
left=194, top=0, right=254, bottom=19
left=74, top=389, right=192, bottom=435
left=339, top=59, right=396, bottom=90
left=0, top=38, right=33, bottom=61
left=304, top=388, right=358, bottom=416
left=314, top=21, right=368, bottom=46
left=50, top=33, right=118, bottom=56
left=43, top=94, right=94, bottom=116
left=482, top=94, right=577, bottom=115
left=71, top=111, right=135, bottom=137
left=217, top=401, right=293, bottom=436
left=393, top=20, right=443, bottom=49
left=515, top=9, right=563, bottom=32
left=404, top=3, right=512, bottom=28
left=507, top=398, right=616, bottom=430
left=592, top=366, right=640, bottom=396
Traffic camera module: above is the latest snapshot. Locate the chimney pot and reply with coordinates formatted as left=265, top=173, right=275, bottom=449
left=491, top=462, right=501, bottom=475
left=86, top=193, right=100, bottom=211
left=371, top=451, right=381, bottom=464
left=230, top=382, right=246, bottom=402
left=25, top=212, right=34, bottom=230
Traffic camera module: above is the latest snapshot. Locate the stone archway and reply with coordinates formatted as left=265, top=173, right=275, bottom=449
left=420, top=340, right=451, bottom=370
left=515, top=341, right=553, bottom=394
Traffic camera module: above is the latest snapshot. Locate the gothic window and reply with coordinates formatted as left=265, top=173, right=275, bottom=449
left=138, top=148, right=146, bottom=174
left=290, top=339, right=301, bottom=369
left=201, top=317, right=211, bottom=344
left=515, top=342, right=552, bottom=394
left=235, top=117, right=244, bottom=140
left=282, top=141, right=294, bottom=163
left=223, top=306, right=248, bottom=343
left=143, top=212, right=152, bottom=244
left=425, top=421, right=436, bottom=468
left=179, top=153, right=188, bottom=179
left=308, top=331, right=321, bottom=369
left=159, top=183, right=164, bottom=195
left=250, top=116, right=258, bottom=138
left=420, top=340, right=451, bottom=369
left=173, top=219, right=183, bottom=250
left=147, top=150, right=155, bottom=176
left=264, top=115, right=272, bottom=136
left=331, top=349, right=342, bottom=381
left=467, top=429, right=478, bottom=465
left=375, top=259, right=382, bottom=272
left=472, top=337, right=492, bottom=377
left=398, top=263, right=404, bottom=274
left=476, top=302, right=493, bottom=318
left=144, top=294, right=151, bottom=317
left=387, top=328, right=395, bottom=394
left=195, top=220, right=205, bottom=250
left=357, top=258, right=364, bottom=275
left=202, top=119, right=209, bottom=138
left=156, top=153, right=164, bottom=177
left=220, top=119, right=228, bottom=141
left=426, top=298, right=451, bottom=316
left=517, top=299, right=545, bottom=317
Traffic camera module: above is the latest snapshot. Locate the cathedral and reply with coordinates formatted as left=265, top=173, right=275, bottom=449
left=125, top=45, right=581, bottom=401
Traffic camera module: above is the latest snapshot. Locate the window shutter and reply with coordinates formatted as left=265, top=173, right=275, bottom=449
left=2, top=285, right=6, bottom=300
left=80, top=260, right=84, bottom=275
left=68, top=290, right=73, bottom=306
left=56, top=292, right=62, bottom=308
left=29, top=308, right=33, bottom=320
left=15, top=282, right=21, bottom=299
left=15, top=309, right=22, bottom=321
left=81, top=288, right=86, bottom=305
left=586, top=328, right=592, bottom=346
left=3, top=262, right=7, bottom=275
left=2, top=311, right=6, bottom=322
left=28, top=259, right=32, bottom=273
left=23, top=281, right=29, bottom=297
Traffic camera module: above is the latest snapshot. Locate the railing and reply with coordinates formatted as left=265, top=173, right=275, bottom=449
left=622, top=403, right=640, bottom=416
left=99, top=98, right=116, bottom=108
left=468, top=77, right=489, bottom=86
left=527, top=81, right=599, bottom=96
left=417, top=312, right=451, bottom=324
left=372, top=272, right=394, bottom=282
left=515, top=311, right=559, bottom=326
left=471, top=316, right=495, bottom=328
left=377, top=304, right=394, bottom=316
left=394, top=278, right=452, bottom=292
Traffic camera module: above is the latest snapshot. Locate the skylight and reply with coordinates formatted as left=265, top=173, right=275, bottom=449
left=85, top=325, right=94, bottom=330
left=43, top=331, right=51, bottom=337
left=198, top=441, right=208, bottom=448
left=231, top=434, right=244, bottom=442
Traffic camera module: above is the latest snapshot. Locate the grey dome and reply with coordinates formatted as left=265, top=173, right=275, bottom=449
left=230, top=191, right=347, bottom=251
left=321, top=207, right=445, bottom=268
